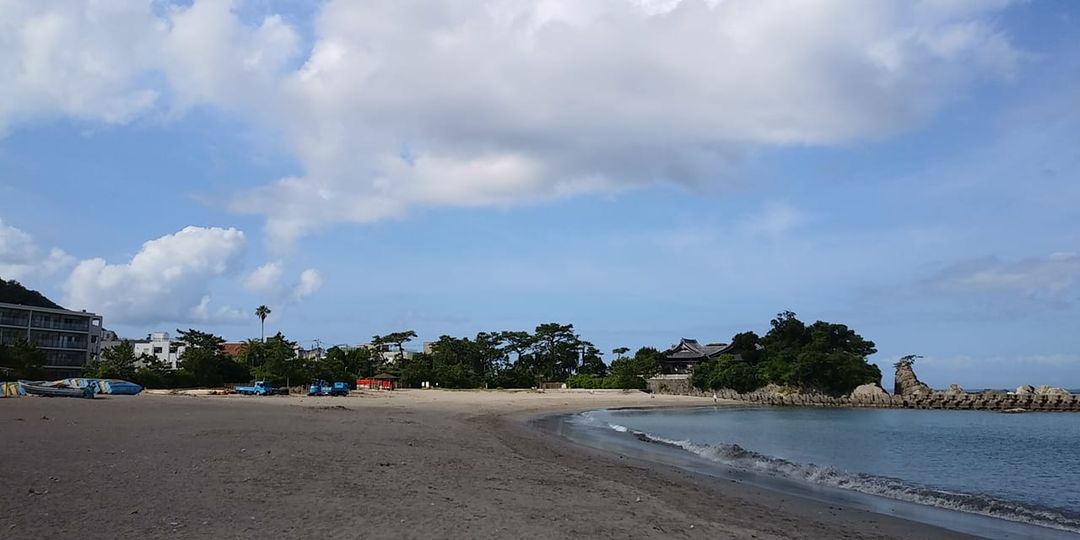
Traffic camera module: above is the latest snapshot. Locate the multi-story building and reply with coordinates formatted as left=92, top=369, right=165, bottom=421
left=130, top=332, right=186, bottom=369
left=0, top=301, right=103, bottom=377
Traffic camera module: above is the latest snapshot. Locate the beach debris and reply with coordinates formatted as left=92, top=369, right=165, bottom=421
left=27, top=488, right=47, bottom=496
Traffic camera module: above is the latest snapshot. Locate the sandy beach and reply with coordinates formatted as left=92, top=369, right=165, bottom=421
left=0, top=390, right=970, bottom=539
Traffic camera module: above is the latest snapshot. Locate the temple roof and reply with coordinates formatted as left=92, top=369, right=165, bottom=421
left=664, top=338, right=735, bottom=360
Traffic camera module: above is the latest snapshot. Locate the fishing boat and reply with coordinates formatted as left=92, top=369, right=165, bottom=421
left=19, top=381, right=95, bottom=399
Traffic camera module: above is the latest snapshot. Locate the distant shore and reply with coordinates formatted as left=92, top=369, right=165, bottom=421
left=1, top=390, right=971, bottom=539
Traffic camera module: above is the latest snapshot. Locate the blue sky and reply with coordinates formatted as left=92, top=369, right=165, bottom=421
left=1, top=0, right=1078, bottom=389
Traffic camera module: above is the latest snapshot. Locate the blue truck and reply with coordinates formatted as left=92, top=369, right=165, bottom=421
left=308, top=380, right=350, bottom=397
left=233, top=381, right=279, bottom=396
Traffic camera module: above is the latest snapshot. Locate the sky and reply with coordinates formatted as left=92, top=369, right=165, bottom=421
left=1, top=0, right=1078, bottom=389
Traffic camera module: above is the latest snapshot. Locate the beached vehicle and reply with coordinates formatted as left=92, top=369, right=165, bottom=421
left=308, top=380, right=349, bottom=396
left=233, top=381, right=275, bottom=396
left=20, top=380, right=95, bottom=398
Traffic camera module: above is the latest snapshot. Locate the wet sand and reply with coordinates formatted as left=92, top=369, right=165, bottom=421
left=0, top=390, right=970, bottom=539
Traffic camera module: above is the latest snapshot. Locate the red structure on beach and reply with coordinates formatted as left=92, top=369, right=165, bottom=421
left=357, top=373, right=398, bottom=390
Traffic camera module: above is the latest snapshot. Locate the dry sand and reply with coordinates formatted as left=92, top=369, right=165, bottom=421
left=0, top=389, right=970, bottom=539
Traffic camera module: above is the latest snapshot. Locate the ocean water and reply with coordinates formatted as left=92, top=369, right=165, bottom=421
left=572, top=407, right=1080, bottom=535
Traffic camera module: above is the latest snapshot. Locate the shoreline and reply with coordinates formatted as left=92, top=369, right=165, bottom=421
left=0, top=390, right=1000, bottom=538
left=538, top=406, right=1079, bottom=539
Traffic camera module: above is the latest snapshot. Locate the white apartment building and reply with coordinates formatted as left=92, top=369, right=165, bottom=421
left=131, top=331, right=186, bottom=369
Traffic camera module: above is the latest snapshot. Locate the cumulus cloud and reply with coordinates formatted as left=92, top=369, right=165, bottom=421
left=292, top=268, right=322, bottom=301
left=243, top=261, right=322, bottom=303
left=920, top=252, right=1080, bottom=308
left=0, top=0, right=1025, bottom=242
left=243, top=261, right=284, bottom=292
left=63, top=226, right=247, bottom=324
left=0, top=218, right=74, bottom=280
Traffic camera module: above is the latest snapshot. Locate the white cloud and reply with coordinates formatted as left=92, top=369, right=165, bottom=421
left=243, top=261, right=322, bottom=304
left=243, top=261, right=283, bottom=292
left=0, top=218, right=74, bottom=280
left=63, top=226, right=247, bottom=324
left=0, top=0, right=1024, bottom=242
left=291, top=268, right=322, bottom=301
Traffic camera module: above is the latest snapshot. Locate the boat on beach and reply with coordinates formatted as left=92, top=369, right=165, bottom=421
left=19, top=380, right=95, bottom=399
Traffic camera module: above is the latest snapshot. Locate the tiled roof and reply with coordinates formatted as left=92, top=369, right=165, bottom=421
left=664, top=338, right=735, bottom=360
left=221, top=342, right=248, bottom=357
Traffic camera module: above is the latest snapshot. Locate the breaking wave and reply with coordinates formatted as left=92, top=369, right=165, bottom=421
left=575, top=411, right=1080, bottom=534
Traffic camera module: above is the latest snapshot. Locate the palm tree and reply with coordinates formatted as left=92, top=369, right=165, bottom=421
left=255, top=305, right=271, bottom=343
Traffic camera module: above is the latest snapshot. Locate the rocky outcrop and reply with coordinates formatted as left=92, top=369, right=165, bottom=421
left=894, top=362, right=932, bottom=396
left=944, top=384, right=965, bottom=396
left=1036, top=385, right=1070, bottom=396
left=851, top=383, right=889, bottom=400
left=1016, top=385, right=1035, bottom=395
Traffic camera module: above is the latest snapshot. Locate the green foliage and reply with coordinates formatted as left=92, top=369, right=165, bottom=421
left=0, top=338, right=47, bottom=379
left=175, top=329, right=226, bottom=351
left=131, top=354, right=170, bottom=388
left=255, top=305, right=271, bottom=340
left=523, top=323, right=583, bottom=383
left=248, top=333, right=303, bottom=386
left=691, top=312, right=881, bottom=396
left=690, top=354, right=762, bottom=393
left=83, top=340, right=142, bottom=380
left=893, top=354, right=922, bottom=369
left=373, top=330, right=418, bottom=364
left=176, top=329, right=251, bottom=387
left=577, top=344, right=607, bottom=377
left=600, top=347, right=661, bottom=389
left=316, top=346, right=374, bottom=384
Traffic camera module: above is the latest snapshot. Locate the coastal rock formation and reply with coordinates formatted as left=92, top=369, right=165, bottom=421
left=944, top=384, right=965, bottom=396
left=1016, top=385, right=1035, bottom=395
left=894, top=362, right=932, bottom=396
left=850, top=383, right=889, bottom=400
left=1035, top=385, right=1070, bottom=396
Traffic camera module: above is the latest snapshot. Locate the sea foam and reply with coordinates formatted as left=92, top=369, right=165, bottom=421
left=575, top=411, right=1080, bottom=534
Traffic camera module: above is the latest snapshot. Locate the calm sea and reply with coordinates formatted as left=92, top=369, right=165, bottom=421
left=570, top=407, right=1080, bottom=535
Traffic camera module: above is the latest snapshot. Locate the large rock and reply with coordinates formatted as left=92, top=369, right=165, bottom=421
left=1035, top=385, right=1070, bottom=396
left=851, top=383, right=889, bottom=401
left=944, top=384, right=965, bottom=396
left=1016, top=385, right=1035, bottom=395
left=894, top=362, right=933, bottom=396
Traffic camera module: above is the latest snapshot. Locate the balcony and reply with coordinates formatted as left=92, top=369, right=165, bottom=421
left=0, top=314, right=30, bottom=327
left=30, top=316, right=90, bottom=332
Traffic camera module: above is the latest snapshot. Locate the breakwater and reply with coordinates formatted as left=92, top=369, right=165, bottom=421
left=647, top=376, right=1080, bottom=412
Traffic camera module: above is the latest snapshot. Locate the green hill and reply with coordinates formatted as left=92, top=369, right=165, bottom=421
left=0, top=278, right=64, bottom=309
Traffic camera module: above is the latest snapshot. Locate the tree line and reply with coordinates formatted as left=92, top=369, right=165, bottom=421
left=398, top=324, right=663, bottom=389
left=76, top=323, right=663, bottom=390
left=690, top=311, right=881, bottom=396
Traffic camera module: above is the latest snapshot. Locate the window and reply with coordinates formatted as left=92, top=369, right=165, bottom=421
left=153, top=346, right=163, bottom=354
